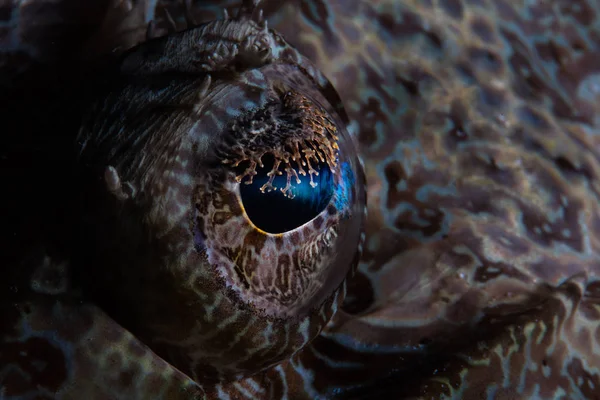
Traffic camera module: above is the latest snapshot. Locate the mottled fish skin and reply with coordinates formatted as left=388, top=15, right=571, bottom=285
left=2, top=0, right=600, bottom=399
left=264, top=1, right=600, bottom=399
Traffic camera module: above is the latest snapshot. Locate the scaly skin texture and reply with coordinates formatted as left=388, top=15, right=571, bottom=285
left=2, top=0, right=600, bottom=399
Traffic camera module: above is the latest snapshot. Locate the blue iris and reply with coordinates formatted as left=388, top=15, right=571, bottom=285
left=333, top=161, right=354, bottom=212
left=239, top=156, right=334, bottom=233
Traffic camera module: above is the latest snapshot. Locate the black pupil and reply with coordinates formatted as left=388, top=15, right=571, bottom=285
left=239, top=156, right=334, bottom=233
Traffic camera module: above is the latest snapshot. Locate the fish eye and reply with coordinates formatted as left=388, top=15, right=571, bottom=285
left=222, top=88, right=346, bottom=235
left=192, top=78, right=363, bottom=317
left=75, top=11, right=366, bottom=383
left=237, top=154, right=334, bottom=233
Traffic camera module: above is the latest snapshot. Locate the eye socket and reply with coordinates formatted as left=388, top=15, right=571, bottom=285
left=238, top=155, right=335, bottom=233
left=75, top=12, right=365, bottom=385
left=195, top=78, right=362, bottom=318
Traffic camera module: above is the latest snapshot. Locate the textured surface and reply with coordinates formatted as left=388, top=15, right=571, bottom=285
left=2, top=0, right=600, bottom=399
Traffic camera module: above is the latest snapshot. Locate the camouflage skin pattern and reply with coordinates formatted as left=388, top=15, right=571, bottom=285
left=1, top=0, right=600, bottom=399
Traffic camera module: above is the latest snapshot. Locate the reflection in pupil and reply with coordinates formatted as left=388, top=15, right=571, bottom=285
left=239, top=155, right=334, bottom=233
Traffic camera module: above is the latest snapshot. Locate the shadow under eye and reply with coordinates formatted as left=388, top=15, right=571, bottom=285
left=238, top=155, right=334, bottom=234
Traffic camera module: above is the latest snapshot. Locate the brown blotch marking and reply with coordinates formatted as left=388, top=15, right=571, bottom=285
left=529, top=257, right=576, bottom=284
left=102, top=318, right=126, bottom=344
left=535, top=40, right=572, bottom=67
left=86, top=329, right=108, bottom=356
left=483, top=225, right=531, bottom=255
left=312, top=215, right=324, bottom=230
left=221, top=247, right=251, bottom=289
left=213, top=210, right=233, bottom=225
left=559, top=0, right=596, bottom=26
left=520, top=177, right=584, bottom=253
left=439, top=0, right=464, bottom=20
left=461, top=149, right=517, bottom=188
left=446, top=290, right=484, bottom=324
left=503, top=29, right=548, bottom=103
left=502, top=28, right=582, bottom=122
left=145, top=371, right=168, bottom=393
left=193, top=216, right=207, bottom=252
left=405, top=62, right=442, bottom=96
left=464, top=0, right=488, bottom=5
left=195, top=190, right=211, bottom=215
left=356, top=97, right=388, bottom=148
left=474, top=264, right=504, bottom=283
left=243, top=228, right=267, bottom=253
left=397, top=75, right=419, bottom=98
left=291, top=250, right=304, bottom=274
left=470, top=16, right=495, bottom=43
left=378, top=8, right=444, bottom=54
left=590, top=214, right=600, bottom=242
left=276, top=254, right=293, bottom=297
left=553, top=155, right=594, bottom=183
left=383, top=160, right=406, bottom=210
left=212, top=192, right=226, bottom=209
left=457, top=184, right=508, bottom=219
left=516, top=105, right=552, bottom=131
left=261, top=368, right=287, bottom=399
left=326, top=204, right=336, bottom=216
left=454, top=60, right=477, bottom=84
left=394, top=207, right=445, bottom=237
left=274, top=235, right=285, bottom=251
left=512, top=132, right=591, bottom=190
left=299, top=0, right=335, bottom=38
left=424, top=30, right=443, bottom=51
left=579, top=299, right=600, bottom=324
left=355, top=55, right=396, bottom=111
left=586, top=281, right=600, bottom=299
left=422, top=107, right=447, bottom=133
left=0, top=337, right=68, bottom=396
left=520, top=209, right=569, bottom=250
left=467, top=46, right=502, bottom=73
left=105, top=349, right=124, bottom=371
left=338, top=18, right=361, bottom=45
left=478, top=82, right=507, bottom=110
left=384, top=166, right=450, bottom=235
left=566, top=358, right=600, bottom=399
left=239, top=248, right=258, bottom=290
left=227, top=190, right=245, bottom=216
left=128, top=336, right=148, bottom=358
left=376, top=10, right=424, bottom=42
left=443, top=99, right=470, bottom=148
left=233, top=319, right=289, bottom=373
left=118, top=363, right=141, bottom=388
left=477, top=260, right=531, bottom=285
left=443, top=245, right=479, bottom=270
